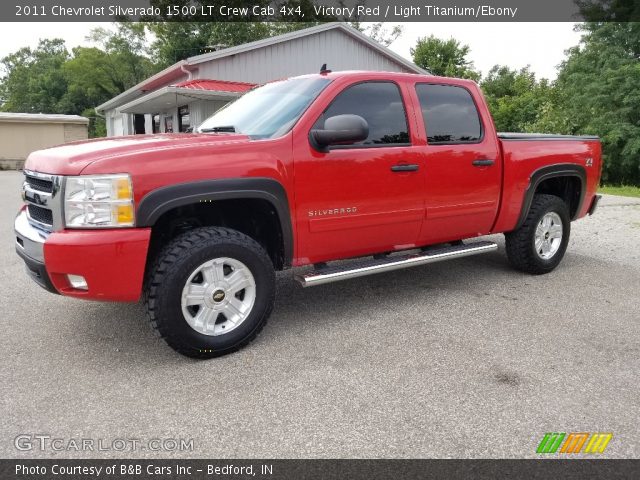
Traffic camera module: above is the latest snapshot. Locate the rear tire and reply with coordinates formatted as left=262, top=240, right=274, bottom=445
left=505, top=194, right=570, bottom=275
left=145, top=227, right=275, bottom=359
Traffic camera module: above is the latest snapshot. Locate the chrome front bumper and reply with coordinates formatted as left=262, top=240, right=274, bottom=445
left=15, top=209, right=47, bottom=262
left=15, top=209, right=58, bottom=294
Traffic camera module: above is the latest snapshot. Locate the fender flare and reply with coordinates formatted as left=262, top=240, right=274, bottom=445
left=515, top=163, right=587, bottom=229
left=136, top=177, right=293, bottom=266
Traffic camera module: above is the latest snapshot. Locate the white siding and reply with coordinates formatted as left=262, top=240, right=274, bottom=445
left=196, top=29, right=412, bottom=84
left=112, top=115, right=123, bottom=136
left=190, top=100, right=230, bottom=128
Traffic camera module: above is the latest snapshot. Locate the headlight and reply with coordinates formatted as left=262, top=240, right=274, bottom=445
left=64, top=174, right=134, bottom=228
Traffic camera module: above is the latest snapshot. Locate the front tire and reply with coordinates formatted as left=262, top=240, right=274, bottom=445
left=505, top=194, right=570, bottom=275
left=145, top=227, right=275, bottom=358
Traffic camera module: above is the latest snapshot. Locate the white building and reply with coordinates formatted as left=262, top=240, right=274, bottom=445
left=96, top=23, right=425, bottom=137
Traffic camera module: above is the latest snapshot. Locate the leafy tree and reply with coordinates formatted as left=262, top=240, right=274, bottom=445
left=481, top=65, right=551, bottom=132
left=0, top=39, right=69, bottom=113
left=349, top=22, right=403, bottom=47
left=86, top=23, right=155, bottom=87
left=0, top=25, right=156, bottom=137
left=532, top=23, right=640, bottom=185
left=411, top=35, right=480, bottom=81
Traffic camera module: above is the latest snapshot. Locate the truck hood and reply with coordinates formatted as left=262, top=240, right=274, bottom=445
left=24, top=133, right=251, bottom=175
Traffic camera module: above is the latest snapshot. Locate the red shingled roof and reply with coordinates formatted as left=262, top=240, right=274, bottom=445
left=174, top=79, right=256, bottom=93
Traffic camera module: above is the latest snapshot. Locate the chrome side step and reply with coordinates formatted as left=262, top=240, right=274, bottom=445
left=295, top=241, right=498, bottom=287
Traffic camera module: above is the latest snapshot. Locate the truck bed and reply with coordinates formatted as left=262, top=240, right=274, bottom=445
left=492, top=132, right=602, bottom=233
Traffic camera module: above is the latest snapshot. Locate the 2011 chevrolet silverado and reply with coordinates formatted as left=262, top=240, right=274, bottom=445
left=15, top=70, right=602, bottom=358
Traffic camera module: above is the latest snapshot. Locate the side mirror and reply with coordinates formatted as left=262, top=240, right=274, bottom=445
left=310, top=114, right=369, bottom=151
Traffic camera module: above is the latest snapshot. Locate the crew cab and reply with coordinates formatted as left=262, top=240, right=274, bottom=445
left=15, top=70, right=602, bottom=358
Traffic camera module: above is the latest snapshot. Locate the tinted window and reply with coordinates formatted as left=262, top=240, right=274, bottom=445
left=416, top=84, right=482, bottom=144
left=313, top=82, right=409, bottom=146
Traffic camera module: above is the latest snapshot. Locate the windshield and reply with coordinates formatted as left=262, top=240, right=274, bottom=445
left=197, top=77, right=331, bottom=139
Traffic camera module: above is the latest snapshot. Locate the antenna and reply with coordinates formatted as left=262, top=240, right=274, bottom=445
left=320, top=63, right=331, bottom=74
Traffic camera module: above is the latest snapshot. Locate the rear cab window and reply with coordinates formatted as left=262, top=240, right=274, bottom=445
left=313, top=81, right=410, bottom=147
left=416, top=84, right=482, bottom=144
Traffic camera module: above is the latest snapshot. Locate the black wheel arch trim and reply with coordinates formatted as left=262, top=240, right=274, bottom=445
left=136, top=177, right=293, bottom=267
left=515, top=163, right=587, bottom=229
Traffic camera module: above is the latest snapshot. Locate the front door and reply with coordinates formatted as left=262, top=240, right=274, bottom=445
left=293, top=81, right=425, bottom=264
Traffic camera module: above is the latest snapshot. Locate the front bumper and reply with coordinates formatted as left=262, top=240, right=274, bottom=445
left=15, top=210, right=58, bottom=294
left=15, top=209, right=152, bottom=302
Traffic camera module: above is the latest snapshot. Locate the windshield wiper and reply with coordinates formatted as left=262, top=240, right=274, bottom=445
left=200, top=125, right=236, bottom=133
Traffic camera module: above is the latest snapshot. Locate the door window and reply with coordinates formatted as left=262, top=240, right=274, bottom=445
left=313, top=82, right=410, bottom=146
left=416, top=84, right=482, bottom=144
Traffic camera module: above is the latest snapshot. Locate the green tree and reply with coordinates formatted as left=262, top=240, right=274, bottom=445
left=481, top=65, right=551, bottom=132
left=0, top=24, right=157, bottom=137
left=349, top=22, right=403, bottom=47
left=86, top=23, right=155, bottom=88
left=0, top=39, right=69, bottom=113
left=411, top=35, right=480, bottom=80
left=533, top=23, right=640, bottom=185
left=65, top=24, right=155, bottom=136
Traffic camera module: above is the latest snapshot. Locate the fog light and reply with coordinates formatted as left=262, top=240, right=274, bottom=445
left=67, top=274, right=88, bottom=290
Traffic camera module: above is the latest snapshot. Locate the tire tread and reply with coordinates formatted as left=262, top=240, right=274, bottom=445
left=144, top=227, right=275, bottom=359
left=505, top=194, right=570, bottom=275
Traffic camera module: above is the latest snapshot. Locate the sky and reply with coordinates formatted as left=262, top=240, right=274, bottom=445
left=0, top=22, right=583, bottom=80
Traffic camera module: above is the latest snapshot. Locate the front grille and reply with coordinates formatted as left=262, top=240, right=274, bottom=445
left=27, top=204, right=53, bottom=226
left=25, top=174, right=54, bottom=193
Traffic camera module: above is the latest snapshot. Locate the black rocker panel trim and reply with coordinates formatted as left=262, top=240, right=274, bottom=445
left=516, top=163, right=587, bottom=229
left=136, top=177, right=293, bottom=266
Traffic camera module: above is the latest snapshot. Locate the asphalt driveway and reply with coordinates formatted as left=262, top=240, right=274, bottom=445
left=1, top=170, right=638, bottom=458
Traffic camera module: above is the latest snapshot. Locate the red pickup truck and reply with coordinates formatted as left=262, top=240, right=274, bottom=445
left=15, top=70, right=602, bottom=358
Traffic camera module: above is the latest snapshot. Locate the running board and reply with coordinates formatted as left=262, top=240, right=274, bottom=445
left=295, top=241, right=498, bottom=287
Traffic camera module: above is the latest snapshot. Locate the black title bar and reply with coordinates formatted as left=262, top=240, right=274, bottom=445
left=3, top=0, right=639, bottom=22
left=2, top=459, right=640, bottom=479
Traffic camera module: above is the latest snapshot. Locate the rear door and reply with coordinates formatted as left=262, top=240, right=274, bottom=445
left=292, top=80, right=425, bottom=264
left=413, top=83, right=502, bottom=244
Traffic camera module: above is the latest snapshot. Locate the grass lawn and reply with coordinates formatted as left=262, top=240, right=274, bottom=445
left=599, top=185, right=640, bottom=198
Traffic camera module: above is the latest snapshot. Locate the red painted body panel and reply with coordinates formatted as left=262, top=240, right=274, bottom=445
left=405, top=80, right=503, bottom=244
left=43, top=229, right=151, bottom=302
left=291, top=75, right=426, bottom=264
left=491, top=139, right=602, bottom=232
left=20, top=71, right=602, bottom=302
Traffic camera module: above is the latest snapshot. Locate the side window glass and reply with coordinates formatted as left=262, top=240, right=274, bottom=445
left=416, top=84, right=482, bottom=144
left=313, top=82, right=409, bottom=146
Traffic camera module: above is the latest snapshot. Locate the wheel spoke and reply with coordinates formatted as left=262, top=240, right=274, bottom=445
left=202, top=260, right=224, bottom=285
left=224, top=298, right=246, bottom=324
left=549, top=224, right=563, bottom=239
left=184, top=284, right=206, bottom=306
left=194, top=307, right=218, bottom=331
left=226, top=270, right=252, bottom=293
left=535, top=236, right=544, bottom=251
